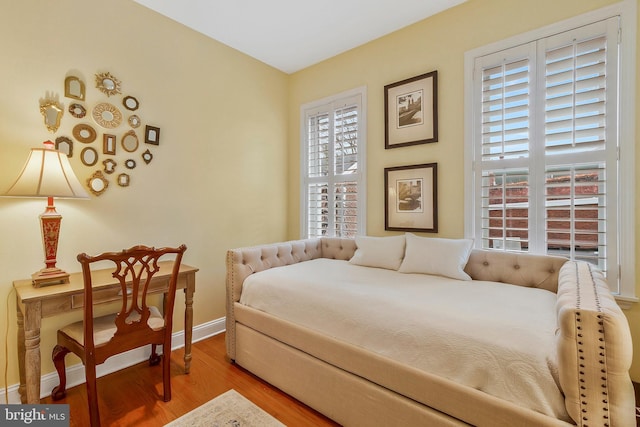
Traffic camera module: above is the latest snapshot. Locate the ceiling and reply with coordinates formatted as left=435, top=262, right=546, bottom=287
left=133, top=0, right=467, bottom=74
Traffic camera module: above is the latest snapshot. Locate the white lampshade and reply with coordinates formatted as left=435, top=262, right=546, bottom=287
left=3, top=141, right=89, bottom=199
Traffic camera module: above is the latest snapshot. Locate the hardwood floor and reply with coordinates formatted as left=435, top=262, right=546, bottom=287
left=41, top=333, right=339, bottom=426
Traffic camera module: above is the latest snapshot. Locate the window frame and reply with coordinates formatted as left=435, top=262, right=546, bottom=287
left=463, top=1, right=637, bottom=304
left=300, top=86, right=367, bottom=239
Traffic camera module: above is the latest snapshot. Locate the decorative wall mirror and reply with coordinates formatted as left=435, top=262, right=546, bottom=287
left=103, top=158, right=117, bottom=174
left=69, top=103, right=86, bottom=118
left=123, top=96, right=139, bottom=111
left=80, top=147, right=98, bottom=166
left=40, top=100, right=64, bottom=133
left=144, top=125, right=160, bottom=145
left=55, top=136, right=73, bottom=157
left=103, top=134, right=116, bottom=155
left=142, top=149, right=153, bottom=164
left=73, top=123, right=97, bottom=143
left=128, top=115, right=141, bottom=128
left=95, top=71, right=121, bottom=97
left=121, top=130, right=139, bottom=152
left=87, top=170, right=109, bottom=196
left=92, top=102, right=122, bottom=129
left=124, top=159, right=136, bottom=169
left=64, top=76, right=85, bottom=101
left=117, top=173, right=130, bottom=187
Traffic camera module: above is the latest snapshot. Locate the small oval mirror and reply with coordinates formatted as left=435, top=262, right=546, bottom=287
left=121, top=130, right=139, bottom=152
left=123, top=96, right=139, bottom=111
left=69, top=103, right=86, bottom=118
left=73, top=123, right=97, bottom=143
left=128, top=115, right=141, bottom=128
left=142, top=149, right=153, bottom=164
left=125, top=159, right=136, bottom=169
left=87, top=171, right=109, bottom=196
left=81, top=147, right=98, bottom=166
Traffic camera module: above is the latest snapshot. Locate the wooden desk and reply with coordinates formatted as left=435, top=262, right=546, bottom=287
left=14, top=262, right=198, bottom=404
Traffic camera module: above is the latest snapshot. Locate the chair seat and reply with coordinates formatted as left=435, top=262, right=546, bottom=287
left=60, top=306, right=165, bottom=346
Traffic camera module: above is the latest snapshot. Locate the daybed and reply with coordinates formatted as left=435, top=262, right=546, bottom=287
left=225, top=235, right=635, bottom=426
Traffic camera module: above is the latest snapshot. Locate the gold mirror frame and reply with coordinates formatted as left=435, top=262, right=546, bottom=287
left=55, top=136, right=73, bottom=158
left=117, top=173, right=130, bottom=187
left=95, top=72, right=122, bottom=97
left=40, top=100, right=64, bottom=133
left=80, top=147, right=98, bottom=166
left=87, top=170, right=109, bottom=196
left=103, top=158, right=117, bottom=174
left=92, top=102, right=122, bottom=129
left=64, top=76, right=85, bottom=101
left=123, top=95, right=139, bottom=111
left=121, top=130, right=139, bottom=152
left=103, top=134, right=116, bottom=155
left=73, top=123, right=97, bottom=143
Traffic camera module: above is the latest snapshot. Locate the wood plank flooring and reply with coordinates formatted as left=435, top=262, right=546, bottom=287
left=41, top=333, right=338, bottom=426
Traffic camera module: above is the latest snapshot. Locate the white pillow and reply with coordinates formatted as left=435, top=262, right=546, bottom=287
left=398, top=233, right=474, bottom=280
left=349, top=235, right=406, bottom=270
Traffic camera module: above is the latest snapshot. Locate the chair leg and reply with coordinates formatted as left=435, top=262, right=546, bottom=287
left=162, top=348, right=171, bottom=402
left=149, top=344, right=160, bottom=366
left=85, top=360, right=101, bottom=427
left=51, top=345, right=70, bottom=400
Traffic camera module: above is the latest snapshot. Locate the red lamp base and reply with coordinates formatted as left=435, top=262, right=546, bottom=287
left=32, top=197, right=70, bottom=287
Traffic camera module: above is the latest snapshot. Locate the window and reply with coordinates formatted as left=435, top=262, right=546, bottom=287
left=301, top=87, right=367, bottom=238
left=464, top=3, right=636, bottom=301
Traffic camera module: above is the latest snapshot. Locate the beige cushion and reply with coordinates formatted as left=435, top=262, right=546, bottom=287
left=398, top=233, right=473, bottom=280
left=349, top=235, right=406, bottom=270
left=61, top=306, right=164, bottom=346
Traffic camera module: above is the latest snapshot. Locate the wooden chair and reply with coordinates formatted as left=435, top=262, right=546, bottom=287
left=51, top=244, right=187, bottom=427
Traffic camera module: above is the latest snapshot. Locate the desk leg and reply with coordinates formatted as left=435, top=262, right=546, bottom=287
left=22, top=301, right=42, bottom=404
left=183, top=277, right=195, bottom=374
left=16, top=303, right=26, bottom=403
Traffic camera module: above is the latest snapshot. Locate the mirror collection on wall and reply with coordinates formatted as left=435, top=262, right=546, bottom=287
left=40, top=70, right=162, bottom=196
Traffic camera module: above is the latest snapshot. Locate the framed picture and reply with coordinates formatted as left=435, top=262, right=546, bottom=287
left=384, top=70, right=438, bottom=149
left=384, top=163, right=437, bottom=232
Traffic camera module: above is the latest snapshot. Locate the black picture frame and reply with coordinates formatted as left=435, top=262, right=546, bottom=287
left=384, top=70, right=438, bottom=149
left=384, top=163, right=438, bottom=232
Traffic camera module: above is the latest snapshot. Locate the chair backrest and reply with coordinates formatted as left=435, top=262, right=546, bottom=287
left=77, top=244, right=187, bottom=363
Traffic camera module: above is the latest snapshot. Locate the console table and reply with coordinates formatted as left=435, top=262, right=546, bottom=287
left=14, top=262, right=198, bottom=404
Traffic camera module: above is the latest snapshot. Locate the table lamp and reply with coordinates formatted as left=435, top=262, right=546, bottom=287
left=3, top=140, right=89, bottom=287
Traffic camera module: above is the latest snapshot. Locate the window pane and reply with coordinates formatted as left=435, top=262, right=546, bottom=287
left=545, top=164, right=606, bottom=271
left=481, top=58, right=531, bottom=161
left=308, top=183, right=328, bottom=237
left=308, top=114, right=329, bottom=177
left=334, top=106, right=358, bottom=175
left=481, top=169, right=529, bottom=251
left=545, top=36, right=607, bottom=155
left=334, top=181, right=358, bottom=238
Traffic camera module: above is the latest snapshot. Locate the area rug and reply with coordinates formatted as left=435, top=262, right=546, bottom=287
left=165, top=389, right=285, bottom=427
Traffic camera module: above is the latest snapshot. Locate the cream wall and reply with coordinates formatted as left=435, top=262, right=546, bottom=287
left=287, top=0, right=640, bottom=379
left=0, top=1, right=288, bottom=391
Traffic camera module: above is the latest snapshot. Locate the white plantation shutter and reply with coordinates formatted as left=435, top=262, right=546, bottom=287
left=470, top=17, right=622, bottom=290
left=302, top=88, right=366, bottom=238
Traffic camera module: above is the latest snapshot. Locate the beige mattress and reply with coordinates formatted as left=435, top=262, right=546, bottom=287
left=239, top=258, right=571, bottom=422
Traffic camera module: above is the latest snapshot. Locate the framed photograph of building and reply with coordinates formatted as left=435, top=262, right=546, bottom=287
left=384, top=163, right=438, bottom=232
left=384, top=70, right=438, bottom=148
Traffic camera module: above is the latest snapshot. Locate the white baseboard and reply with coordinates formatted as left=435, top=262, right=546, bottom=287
left=1, top=317, right=226, bottom=404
